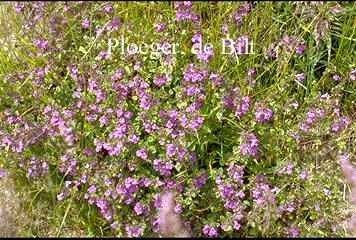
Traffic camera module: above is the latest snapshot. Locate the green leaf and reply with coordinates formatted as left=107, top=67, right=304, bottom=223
left=183, top=196, right=192, bottom=205
left=175, top=162, right=182, bottom=171
left=79, top=46, right=86, bottom=54
left=147, top=136, right=154, bottom=143
left=177, top=101, right=187, bottom=109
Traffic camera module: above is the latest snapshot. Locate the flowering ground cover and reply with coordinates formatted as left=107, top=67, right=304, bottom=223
left=0, top=1, right=356, bottom=237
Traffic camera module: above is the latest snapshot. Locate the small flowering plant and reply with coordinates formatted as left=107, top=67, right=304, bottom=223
left=0, top=1, right=355, bottom=238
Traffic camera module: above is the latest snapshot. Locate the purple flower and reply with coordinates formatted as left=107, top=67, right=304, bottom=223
left=306, top=110, right=315, bottom=123
left=156, top=23, right=165, bottom=32
left=96, top=198, right=108, bottom=211
left=88, top=185, right=97, bottom=193
left=296, top=44, right=305, bottom=54
left=321, top=92, right=330, bottom=99
left=208, top=227, right=218, bottom=237
left=233, top=221, right=241, bottom=231
left=175, top=3, right=200, bottom=24
left=111, top=70, right=123, bottom=81
left=203, top=224, right=209, bottom=235
left=221, top=183, right=234, bottom=198
left=279, top=205, right=285, bottom=213
left=287, top=204, right=295, bottom=213
left=1, top=136, right=12, bottom=147
left=125, top=111, right=133, bottom=119
left=134, top=202, right=143, bottom=215
left=192, top=43, right=214, bottom=64
left=282, top=36, right=291, bottom=44
left=316, top=109, right=325, bottom=117
left=220, top=223, right=227, bottom=231
left=166, top=143, right=175, bottom=157
left=323, top=188, right=330, bottom=196
left=65, top=181, right=71, bottom=188
left=174, top=204, right=183, bottom=213
left=57, top=192, right=64, bottom=201
left=0, top=170, right=8, bottom=178
left=13, top=3, right=24, bottom=12
left=73, top=90, right=81, bottom=98
left=252, top=188, right=260, bottom=199
left=224, top=199, right=239, bottom=209
left=82, top=148, right=93, bottom=156
left=333, top=75, right=340, bottom=81
left=221, top=24, right=228, bottom=35
left=271, top=186, right=281, bottom=194
left=111, top=222, right=117, bottom=229
left=299, top=170, right=309, bottom=179
left=192, top=172, right=207, bottom=189
left=295, top=73, right=305, bottom=82
left=234, top=211, right=243, bottom=221
left=136, top=149, right=148, bottom=160
left=104, top=4, right=112, bottom=12
left=192, top=34, right=202, bottom=44
left=331, top=123, right=340, bottom=132
left=314, top=204, right=320, bottom=211
left=134, top=62, right=141, bottom=70
left=289, top=227, right=300, bottom=237
left=133, top=226, right=142, bottom=237
left=104, top=190, right=111, bottom=197
left=343, top=117, right=351, bottom=125
left=248, top=68, right=255, bottom=75
left=286, top=163, right=294, bottom=174
left=300, top=123, right=309, bottom=132
left=88, top=198, right=94, bottom=205
left=239, top=132, right=259, bottom=156
left=81, top=18, right=90, bottom=28
left=255, top=107, right=273, bottom=123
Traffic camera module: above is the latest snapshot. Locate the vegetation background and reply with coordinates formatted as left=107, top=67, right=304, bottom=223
left=0, top=1, right=355, bottom=237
